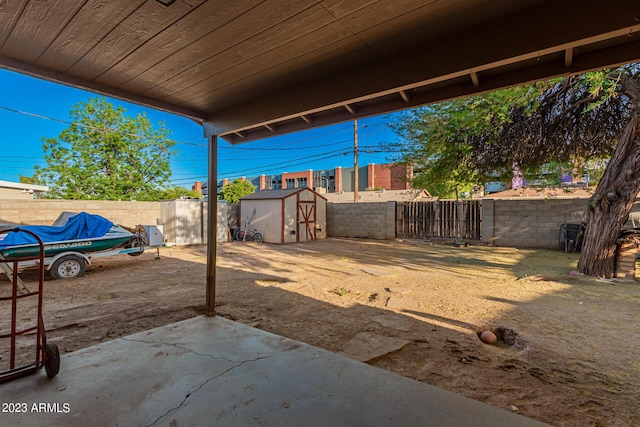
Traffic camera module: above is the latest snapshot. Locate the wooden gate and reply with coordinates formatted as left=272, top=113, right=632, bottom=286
left=396, top=200, right=481, bottom=240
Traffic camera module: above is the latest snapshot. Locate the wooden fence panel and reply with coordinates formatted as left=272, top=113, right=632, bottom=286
left=396, top=200, right=481, bottom=240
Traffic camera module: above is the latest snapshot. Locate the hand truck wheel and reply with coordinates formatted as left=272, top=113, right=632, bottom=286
left=44, top=342, right=60, bottom=378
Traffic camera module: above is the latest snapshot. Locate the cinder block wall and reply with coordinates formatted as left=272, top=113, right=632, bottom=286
left=0, top=199, right=229, bottom=245
left=0, top=199, right=161, bottom=228
left=6, top=197, right=639, bottom=250
left=327, top=201, right=395, bottom=240
left=482, top=198, right=589, bottom=249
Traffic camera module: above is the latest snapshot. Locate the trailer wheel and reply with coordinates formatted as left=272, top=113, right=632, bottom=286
left=50, top=255, right=86, bottom=279
left=126, top=236, right=145, bottom=257
left=44, top=342, right=60, bottom=378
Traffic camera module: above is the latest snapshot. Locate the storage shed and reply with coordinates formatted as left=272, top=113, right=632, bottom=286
left=239, top=188, right=327, bottom=244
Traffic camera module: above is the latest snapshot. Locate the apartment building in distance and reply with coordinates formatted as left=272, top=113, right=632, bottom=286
left=198, top=163, right=412, bottom=198
left=214, top=163, right=412, bottom=194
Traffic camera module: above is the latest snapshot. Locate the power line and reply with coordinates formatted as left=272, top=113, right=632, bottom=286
left=0, top=103, right=207, bottom=147
left=217, top=138, right=350, bottom=152
left=216, top=131, right=391, bottom=166
left=170, top=150, right=351, bottom=184
left=168, top=146, right=397, bottom=185
left=1, top=100, right=397, bottom=186
left=222, top=146, right=352, bottom=173
left=0, top=102, right=390, bottom=152
left=0, top=155, right=45, bottom=159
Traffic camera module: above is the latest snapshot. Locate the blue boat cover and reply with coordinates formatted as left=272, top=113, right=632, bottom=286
left=0, top=212, right=113, bottom=248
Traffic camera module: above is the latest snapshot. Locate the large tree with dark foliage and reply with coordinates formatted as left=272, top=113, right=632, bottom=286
left=391, top=64, right=640, bottom=277
left=574, top=69, right=640, bottom=277
left=500, top=66, right=640, bottom=278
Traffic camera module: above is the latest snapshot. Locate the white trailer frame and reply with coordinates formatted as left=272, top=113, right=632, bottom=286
left=2, top=245, right=160, bottom=280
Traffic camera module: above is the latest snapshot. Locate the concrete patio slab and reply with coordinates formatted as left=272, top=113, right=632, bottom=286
left=0, top=316, right=548, bottom=426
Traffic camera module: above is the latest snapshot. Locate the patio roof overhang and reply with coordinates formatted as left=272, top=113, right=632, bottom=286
left=2, top=0, right=638, bottom=145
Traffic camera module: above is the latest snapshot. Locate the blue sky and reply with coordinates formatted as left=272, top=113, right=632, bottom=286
left=0, top=68, right=400, bottom=189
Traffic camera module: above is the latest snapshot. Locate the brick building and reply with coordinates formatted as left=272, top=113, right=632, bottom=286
left=205, top=163, right=412, bottom=197
left=245, top=163, right=412, bottom=193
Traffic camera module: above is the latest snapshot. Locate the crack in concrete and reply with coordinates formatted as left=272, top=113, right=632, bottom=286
left=146, top=351, right=286, bottom=427
left=118, top=336, right=287, bottom=427
left=121, top=335, right=249, bottom=365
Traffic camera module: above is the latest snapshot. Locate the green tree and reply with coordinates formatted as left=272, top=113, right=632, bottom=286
left=219, top=179, right=256, bottom=204
left=19, top=174, right=44, bottom=185
left=494, top=66, right=638, bottom=278
left=155, top=186, right=202, bottom=200
left=35, top=97, right=175, bottom=201
left=388, top=83, right=550, bottom=198
left=391, top=64, right=640, bottom=278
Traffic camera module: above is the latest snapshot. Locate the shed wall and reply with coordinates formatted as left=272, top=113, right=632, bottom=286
left=315, top=196, right=327, bottom=240
left=241, top=199, right=283, bottom=243
left=283, top=196, right=297, bottom=243
left=240, top=188, right=327, bottom=244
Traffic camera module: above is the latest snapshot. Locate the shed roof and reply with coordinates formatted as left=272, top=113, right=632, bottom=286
left=240, top=188, right=325, bottom=201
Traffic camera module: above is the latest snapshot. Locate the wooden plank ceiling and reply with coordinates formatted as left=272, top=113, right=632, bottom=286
left=1, top=0, right=639, bottom=144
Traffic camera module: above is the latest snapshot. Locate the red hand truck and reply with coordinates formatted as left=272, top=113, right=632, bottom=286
left=0, top=227, right=60, bottom=383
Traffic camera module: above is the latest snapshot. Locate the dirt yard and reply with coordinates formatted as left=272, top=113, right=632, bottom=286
left=2, top=238, right=639, bottom=426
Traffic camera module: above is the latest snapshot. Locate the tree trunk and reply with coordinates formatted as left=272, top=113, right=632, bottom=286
left=578, top=114, right=640, bottom=277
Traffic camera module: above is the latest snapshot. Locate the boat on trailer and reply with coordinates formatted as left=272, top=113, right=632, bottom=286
left=0, top=212, right=138, bottom=259
left=0, top=212, right=148, bottom=279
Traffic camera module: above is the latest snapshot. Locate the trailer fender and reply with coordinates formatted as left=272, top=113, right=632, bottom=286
left=45, top=251, right=91, bottom=271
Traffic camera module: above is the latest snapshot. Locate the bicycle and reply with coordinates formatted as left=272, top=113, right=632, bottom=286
left=234, top=208, right=263, bottom=243
left=234, top=227, right=263, bottom=243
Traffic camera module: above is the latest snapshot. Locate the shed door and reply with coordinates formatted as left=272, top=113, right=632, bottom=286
left=297, top=200, right=316, bottom=242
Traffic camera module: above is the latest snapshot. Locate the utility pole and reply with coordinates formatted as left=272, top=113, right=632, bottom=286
left=353, top=119, right=358, bottom=203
